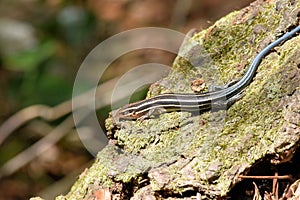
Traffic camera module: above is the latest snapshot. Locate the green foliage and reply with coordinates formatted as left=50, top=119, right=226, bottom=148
left=4, top=40, right=55, bottom=72
left=3, top=40, right=73, bottom=106
left=1, top=4, right=97, bottom=108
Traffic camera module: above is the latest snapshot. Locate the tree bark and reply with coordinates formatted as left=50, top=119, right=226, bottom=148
left=53, top=0, right=300, bottom=199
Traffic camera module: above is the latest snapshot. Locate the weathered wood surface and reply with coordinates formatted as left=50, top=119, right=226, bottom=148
left=55, top=0, right=300, bottom=199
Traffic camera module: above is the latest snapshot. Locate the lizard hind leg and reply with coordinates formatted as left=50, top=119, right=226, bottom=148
left=209, top=79, right=240, bottom=92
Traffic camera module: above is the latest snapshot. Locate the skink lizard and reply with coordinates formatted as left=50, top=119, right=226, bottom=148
left=114, top=25, right=300, bottom=121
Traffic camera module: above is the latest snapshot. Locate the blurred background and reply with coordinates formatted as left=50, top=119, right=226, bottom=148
left=0, top=0, right=253, bottom=199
